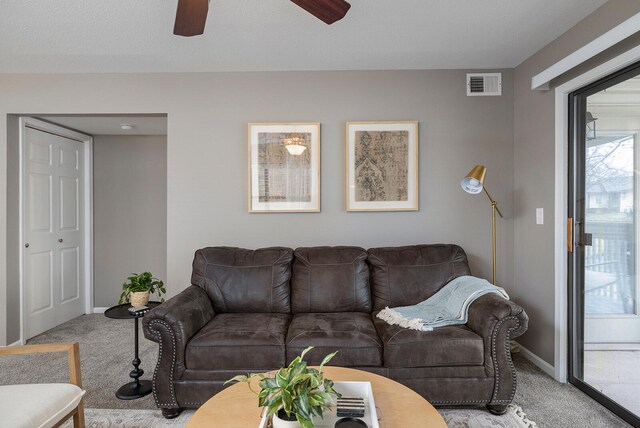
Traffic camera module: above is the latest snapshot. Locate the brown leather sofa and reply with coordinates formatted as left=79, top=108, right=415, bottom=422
left=142, top=244, right=528, bottom=419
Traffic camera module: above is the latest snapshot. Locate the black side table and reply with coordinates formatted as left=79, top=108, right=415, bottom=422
left=104, top=301, right=161, bottom=400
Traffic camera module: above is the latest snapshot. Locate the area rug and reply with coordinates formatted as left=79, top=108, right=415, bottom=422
left=60, top=409, right=194, bottom=428
left=440, top=405, right=538, bottom=428
left=62, top=405, right=537, bottom=427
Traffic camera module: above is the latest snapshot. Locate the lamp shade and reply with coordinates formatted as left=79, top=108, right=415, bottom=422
left=461, top=164, right=487, bottom=194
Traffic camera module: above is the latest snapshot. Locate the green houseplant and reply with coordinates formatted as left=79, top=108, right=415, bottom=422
left=118, top=272, right=166, bottom=307
left=225, top=346, right=341, bottom=428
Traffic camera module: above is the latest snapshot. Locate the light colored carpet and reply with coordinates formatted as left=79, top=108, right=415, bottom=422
left=60, top=406, right=536, bottom=428
left=0, top=314, right=632, bottom=427
left=0, top=314, right=157, bottom=410
left=511, top=353, right=630, bottom=427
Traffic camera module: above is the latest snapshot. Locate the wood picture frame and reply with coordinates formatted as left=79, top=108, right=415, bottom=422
left=248, top=122, right=320, bottom=213
left=346, top=121, right=419, bottom=212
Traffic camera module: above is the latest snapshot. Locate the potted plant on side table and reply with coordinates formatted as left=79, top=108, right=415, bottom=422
left=119, top=272, right=166, bottom=307
left=226, top=346, right=341, bottom=428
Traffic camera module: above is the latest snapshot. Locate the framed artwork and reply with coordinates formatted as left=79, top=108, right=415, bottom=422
left=248, top=122, right=320, bottom=213
left=346, top=121, right=419, bottom=211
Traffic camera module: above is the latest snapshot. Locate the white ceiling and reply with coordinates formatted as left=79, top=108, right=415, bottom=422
left=37, top=115, right=167, bottom=136
left=0, top=0, right=608, bottom=73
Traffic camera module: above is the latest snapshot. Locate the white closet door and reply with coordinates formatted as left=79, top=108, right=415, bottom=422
left=24, top=126, right=85, bottom=339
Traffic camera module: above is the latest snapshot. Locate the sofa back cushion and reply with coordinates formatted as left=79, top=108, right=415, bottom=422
left=291, top=246, right=371, bottom=313
left=368, top=244, right=471, bottom=311
left=191, top=246, right=293, bottom=313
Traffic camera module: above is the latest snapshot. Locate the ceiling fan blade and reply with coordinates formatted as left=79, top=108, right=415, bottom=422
left=290, top=0, right=351, bottom=25
left=174, top=0, right=209, bottom=37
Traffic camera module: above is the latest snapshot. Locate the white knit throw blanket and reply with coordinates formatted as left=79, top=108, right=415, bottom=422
left=376, top=275, right=509, bottom=331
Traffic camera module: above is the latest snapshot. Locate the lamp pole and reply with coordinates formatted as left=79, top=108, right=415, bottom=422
left=461, top=164, right=504, bottom=285
left=483, top=187, right=503, bottom=285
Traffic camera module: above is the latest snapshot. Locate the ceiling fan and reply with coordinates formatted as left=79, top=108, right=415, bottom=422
left=174, top=0, right=352, bottom=37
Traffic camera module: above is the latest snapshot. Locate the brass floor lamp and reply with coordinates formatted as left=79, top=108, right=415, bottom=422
left=461, top=165, right=503, bottom=285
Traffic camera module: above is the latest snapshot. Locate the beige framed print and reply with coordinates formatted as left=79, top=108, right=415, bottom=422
left=248, top=122, right=320, bottom=213
left=346, top=121, right=418, bottom=211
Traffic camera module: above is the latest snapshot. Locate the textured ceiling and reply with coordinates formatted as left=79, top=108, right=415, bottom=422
left=37, top=115, right=167, bottom=136
left=0, top=0, right=608, bottom=73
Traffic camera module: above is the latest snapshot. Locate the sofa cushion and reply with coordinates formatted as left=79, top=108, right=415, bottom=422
left=291, top=246, right=371, bottom=313
left=185, top=313, right=290, bottom=370
left=368, top=244, right=471, bottom=311
left=373, top=314, right=484, bottom=367
left=191, top=246, right=293, bottom=313
left=286, top=312, right=382, bottom=367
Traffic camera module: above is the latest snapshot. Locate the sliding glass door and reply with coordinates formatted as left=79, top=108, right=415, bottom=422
left=570, top=63, right=640, bottom=427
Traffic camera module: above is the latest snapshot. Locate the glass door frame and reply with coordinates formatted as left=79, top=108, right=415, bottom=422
left=568, top=61, right=640, bottom=428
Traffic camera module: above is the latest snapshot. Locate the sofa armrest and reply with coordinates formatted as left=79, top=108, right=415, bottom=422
left=467, top=294, right=528, bottom=340
left=142, top=285, right=215, bottom=409
left=143, top=285, right=215, bottom=344
left=466, top=293, right=529, bottom=406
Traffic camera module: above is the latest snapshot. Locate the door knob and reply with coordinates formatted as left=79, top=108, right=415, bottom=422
left=25, top=243, right=29, bottom=248
left=58, top=238, right=63, bottom=243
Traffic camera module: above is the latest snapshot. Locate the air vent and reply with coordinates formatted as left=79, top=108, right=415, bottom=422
left=467, top=73, right=502, bottom=96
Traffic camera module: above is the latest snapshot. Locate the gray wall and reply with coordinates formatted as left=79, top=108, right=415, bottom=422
left=1, top=69, right=515, bottom=344
left=513, top=0, right=640, bottom=364
left=93, top=135, right=167, bottom=307
left=5, top=115, right=19, bottom=344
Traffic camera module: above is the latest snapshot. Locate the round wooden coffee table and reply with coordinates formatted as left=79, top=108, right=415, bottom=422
left=186, top=366, right=446, bottom=427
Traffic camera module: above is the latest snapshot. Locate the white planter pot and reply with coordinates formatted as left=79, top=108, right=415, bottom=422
left=272, top=412, right=300, bottom=428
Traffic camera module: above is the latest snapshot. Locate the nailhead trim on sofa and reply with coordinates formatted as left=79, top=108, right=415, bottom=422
left=148, top=319, right=180, bottom=408
left=432, top=399, right=490, bottom=405
left=489, top=315, right=520, bottom=405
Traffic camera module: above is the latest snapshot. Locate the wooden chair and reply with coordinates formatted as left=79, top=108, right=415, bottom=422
left=0, top=342, right=85, bottom=428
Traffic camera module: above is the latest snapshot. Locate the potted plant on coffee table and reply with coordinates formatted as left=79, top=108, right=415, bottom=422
left=118, top=272, right=166, bottom=307
left=226, top=346, right=341, bottom=428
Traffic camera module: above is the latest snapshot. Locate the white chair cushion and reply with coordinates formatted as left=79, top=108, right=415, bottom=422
left=0, top=383, right=85, bottom=428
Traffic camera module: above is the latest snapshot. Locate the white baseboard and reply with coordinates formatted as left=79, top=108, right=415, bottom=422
left=92, top=307, right=108, bottom=314
left=514, top=341, right=555, bottom=378
left=1, top=340, right=23, bottom=347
